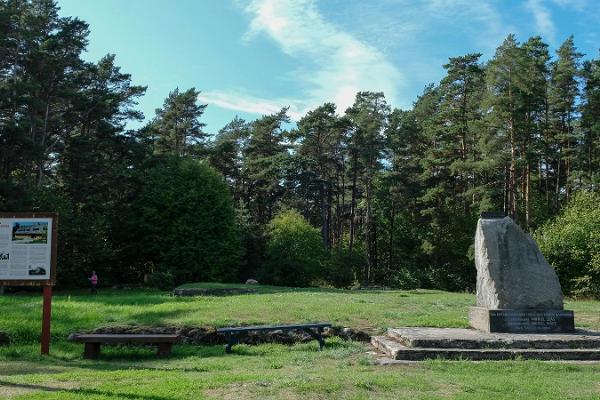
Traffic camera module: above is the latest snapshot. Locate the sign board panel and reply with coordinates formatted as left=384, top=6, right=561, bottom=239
left=0, top=213, right=57, bottom=286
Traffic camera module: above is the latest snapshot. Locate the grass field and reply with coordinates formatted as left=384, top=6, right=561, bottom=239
left=1, top=284, right=600, bottom=399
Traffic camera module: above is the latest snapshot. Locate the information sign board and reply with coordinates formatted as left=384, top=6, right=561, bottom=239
left=0, top=213, right=57, bottom=286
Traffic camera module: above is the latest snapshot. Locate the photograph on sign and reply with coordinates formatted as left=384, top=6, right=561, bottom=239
left=0, top=218, right=53, bottom=281
left=12, top=221, right=49, bottom=244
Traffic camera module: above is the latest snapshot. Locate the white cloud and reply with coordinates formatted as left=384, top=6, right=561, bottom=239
left=202, top=0, right=558, bottom=122
left=203, top=0, right=403, bottom=121
left=244, top=0, right=403, bottom=113
left=551, top=0, right=588, bottom=12
left=198, top=90, right=304, bottom=120
left=525, top=0, right=556, bottom=43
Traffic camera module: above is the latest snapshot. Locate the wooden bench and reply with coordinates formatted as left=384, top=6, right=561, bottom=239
left=69, top=334, right=179, bottom=359
left=217, top=323, right=332, bottom=354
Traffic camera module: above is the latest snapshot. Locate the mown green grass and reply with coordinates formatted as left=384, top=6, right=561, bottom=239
left=1, top=285, right=600, bottom=399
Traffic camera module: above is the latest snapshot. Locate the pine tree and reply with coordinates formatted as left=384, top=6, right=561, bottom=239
left=208, top=116, right=250, bottom=202
left=242, top=108, right=290, bottom=225
left=485, top=34, right=529, bottom=221
left=549, top=36, right=582, bottom=205
left=580, top=55, right=600, bottom=190
left=293, top=103, right=345, bottom=247
left=346, top=92, right=389, bottom=286
left=520, top=36, right=551, bottom=227
left=150, top=87, right=207, bottom=156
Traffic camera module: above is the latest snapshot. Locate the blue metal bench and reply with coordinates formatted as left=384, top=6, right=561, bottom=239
left=217, top=322, right=332, bottom=353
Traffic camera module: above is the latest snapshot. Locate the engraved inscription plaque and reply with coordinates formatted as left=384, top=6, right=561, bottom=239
left=470, top=307, right=575, bottom=333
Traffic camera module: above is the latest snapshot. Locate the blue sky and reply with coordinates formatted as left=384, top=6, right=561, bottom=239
left=56, top=0, right=600, bottom=133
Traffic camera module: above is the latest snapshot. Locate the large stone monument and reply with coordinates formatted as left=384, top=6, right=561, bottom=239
left=469, top=215, right=575, bottom=333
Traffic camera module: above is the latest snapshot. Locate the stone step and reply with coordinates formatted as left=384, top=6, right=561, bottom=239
left=387, top=327, right=600, bottom=349
left=372, top=335, right=600, bottom=361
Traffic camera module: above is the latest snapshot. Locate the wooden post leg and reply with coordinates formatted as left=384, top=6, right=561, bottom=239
left=41, top=285, right=52, bottom=355
left=157, top=343, right=172, bottom=357
left=84, top=343, right=100, bottom=359
left=317, top=328, right=325, bottom=351
left=225, top=333, right=235, bottom=354
left=302, top=328, right=326, bottom=351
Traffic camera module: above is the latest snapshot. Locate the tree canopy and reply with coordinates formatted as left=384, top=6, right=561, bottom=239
left=1, top=1, right=599, bottom=293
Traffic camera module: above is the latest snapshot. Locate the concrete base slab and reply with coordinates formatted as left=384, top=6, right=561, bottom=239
left=372, top=327, right=600, bottom=361
left=387, top=327, right=600, bottom=349
left=372, top=335, right=600, bottom=361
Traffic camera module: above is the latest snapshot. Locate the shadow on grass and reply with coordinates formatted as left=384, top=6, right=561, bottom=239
left=55, top=291, right=172, bottom=306
left=0, top=364, right=69, bottom=377
left=9, top=286, right=417, bottom=309
left=0, top=380, right=177, bottom=400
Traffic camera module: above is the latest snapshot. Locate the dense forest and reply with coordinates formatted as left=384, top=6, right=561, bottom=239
left=1, top=1, right=599, bottom=293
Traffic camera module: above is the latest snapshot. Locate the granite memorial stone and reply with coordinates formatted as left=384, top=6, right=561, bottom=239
left=469, top=215, right=575, bottom=333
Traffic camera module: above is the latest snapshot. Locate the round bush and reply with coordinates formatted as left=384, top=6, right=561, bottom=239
left=260, top=209, right=325, bottom=287
left=135, top=157, right=241, bottom=285
left=536, top=191, right=600, bottom=297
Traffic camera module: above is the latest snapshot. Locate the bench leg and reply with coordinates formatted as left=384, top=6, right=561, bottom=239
left=84, top=343, right=100, bottom=359
left=302, top=328, right=326, bottom=351
left=156, top=343, right=172, bottom=357
left=225, top=333, right=237, bottom=354
left=316, top=327, right=325, bottom=351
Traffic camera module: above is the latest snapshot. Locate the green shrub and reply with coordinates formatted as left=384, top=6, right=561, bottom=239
left=536, top=191, right=600, bottom=297
left=260, top=209, right=325, bottom=287
left=325, top=246, right=363, bottom=288
left=146, top=270, right=175, bottom=290
left=134, top=157, right=242, bottom=286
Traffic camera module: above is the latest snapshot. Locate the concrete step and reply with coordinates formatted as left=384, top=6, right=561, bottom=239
left=371, top=335, right=600, bottom=361
left=387, top=327, right=600, bottom=349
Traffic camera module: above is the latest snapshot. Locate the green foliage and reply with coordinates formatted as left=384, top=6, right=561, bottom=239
left=261, top=209, right=326, bottom=287
left=146, top=87, right=207, bottom=156
left=145, top=270, right=175, bottom=291
left=134, top=158, right=242, bottom=286
left=536, top=191, right=600, bottom=297
left=325, top=246, right=364, bottom=288
left=2, top=1, right=599, bottom=294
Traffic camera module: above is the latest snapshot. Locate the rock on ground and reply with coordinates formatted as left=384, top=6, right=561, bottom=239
left=475, top=216, right=563, bottom=310
left=73, top=325, right=371, bottom=345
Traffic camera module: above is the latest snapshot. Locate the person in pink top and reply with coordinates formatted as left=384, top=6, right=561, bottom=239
left=88, top=271, right=98, bottom=294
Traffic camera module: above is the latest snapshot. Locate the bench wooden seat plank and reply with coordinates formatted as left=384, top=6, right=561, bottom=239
left=69, top=334, right=179, bottom=359
left=217, top=322, right=332, bottom=353
left=217, top=323, right=331, bottom=333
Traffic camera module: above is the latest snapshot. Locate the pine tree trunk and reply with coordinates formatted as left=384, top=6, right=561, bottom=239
left=340, top=162, right=346, bottom=248
left=525, top=163, right=531, bottom=229
left=509, top=122, right=518, bottom=220
left=389, top=199, right=395, bottom=272
left=364, top=175, right=373, bottom=287
left=327, top=188, right=333, bottom=248
left=503, top=165, right=509, bottom=215
left=320, top=183, right=329, bottom=248
left=349, top=155, right=358, bottom=252
left=555, top=147, right=561, bottom=209
left=566, top=114, right=571, bottom=202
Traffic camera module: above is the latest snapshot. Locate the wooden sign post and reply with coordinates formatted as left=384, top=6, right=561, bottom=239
left=0, top=212, right=58, bottom=355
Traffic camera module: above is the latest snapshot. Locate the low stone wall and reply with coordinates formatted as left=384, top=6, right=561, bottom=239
left=172, top=288, right=257, bottom=297
left=83, top=325, right=371, bottom=345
